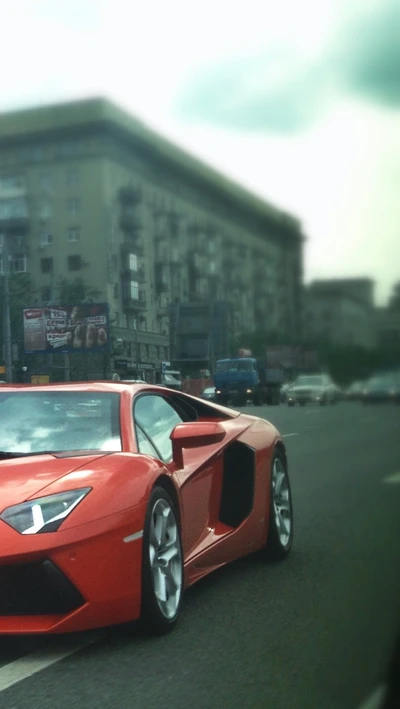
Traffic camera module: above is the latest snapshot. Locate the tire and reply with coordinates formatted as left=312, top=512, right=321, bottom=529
left=140, top=486, right=184, bottom=635
left=262, top=450, right=294, bottom=561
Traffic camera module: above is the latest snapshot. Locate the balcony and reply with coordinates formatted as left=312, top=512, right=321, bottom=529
left=155, top=278, right=169, bottom=293
left=119, top=213, right=142, bottom=233
left=120, top=239, right=145, bottom=257
left=121, top=267, right=146, bottom=283
left=118, top=186, right=141, bottom=205
left=122, top=289, right=147, bottom=311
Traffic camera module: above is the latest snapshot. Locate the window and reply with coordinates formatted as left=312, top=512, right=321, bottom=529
left=10, top=255, right=27, bottom=273
left=40, top=233, right=53, bottom=246
left=0, top=198, right=28, bottom=219
left=130, top=281, right=139, bottom=300
left=38, top=203, right=52, bottom=220
left=68, top=227, right=80, bottom=242
left=134, top=395, right=184, bottom=461
left=41, top=257, right=53, bottom=274
left=66, top=168, right=79, bottom=186
left=0, top=392, right=121, bottom=454
left=41, top=286, right=52, bottom=302
left=40, top=173, right=52, bottom=190
left=68, top=255, right=82, bottom=271
left=0, top=175, right=24, bottom=191
left=129, top=253, right=138, bottom=271
left=11, top=235, right=23, bottom=248
left=32, top=147, right=44, bottom=161
left=135, top=426, right=159, bottom=457
left=67, top=198, right=80, bottom=215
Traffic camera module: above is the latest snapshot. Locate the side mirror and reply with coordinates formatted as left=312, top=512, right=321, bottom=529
left=170, top=421, right=225, bottom=468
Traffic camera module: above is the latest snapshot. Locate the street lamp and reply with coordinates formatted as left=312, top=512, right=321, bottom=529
left=1, top=233, right=13, bottom=383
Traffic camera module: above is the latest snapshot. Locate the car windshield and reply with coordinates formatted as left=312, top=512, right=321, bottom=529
left=0, top=391, right=122, bottom=454
left=295, top=376, right=324, bottom=386
left=217, top=360, right=253, bottom=372
left=203, top=388, right=215, bottom=394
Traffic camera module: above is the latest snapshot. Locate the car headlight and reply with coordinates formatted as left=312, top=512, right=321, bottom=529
left=0, top=488, right=91, bottom=535
left=216, top=390, right=221, bottom=394
left=246, top=389, right=252, bottom=394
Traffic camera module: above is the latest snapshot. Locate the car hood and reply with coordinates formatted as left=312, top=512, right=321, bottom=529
left=291, top=385, right=323, bottom=392
left=0, top=453, right=106, bottom=510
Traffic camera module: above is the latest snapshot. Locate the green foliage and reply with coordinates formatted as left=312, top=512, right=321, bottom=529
left=388, top=281, right=400, bottom=312
left=57, top=277, right=101, bottom=306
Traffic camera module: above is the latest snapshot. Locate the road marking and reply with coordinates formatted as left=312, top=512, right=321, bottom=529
left=357, top=684, right=386, bottom=709
left=382, top=472, right=400, bottom=485
left=0, top=632, right=104, bottom=693
left=123, top=530, right=143, bottom=543
left=282, top=433, right=300, bottom=438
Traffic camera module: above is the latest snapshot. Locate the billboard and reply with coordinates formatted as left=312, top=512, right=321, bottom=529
left=23, top=304, right=110, bottom=354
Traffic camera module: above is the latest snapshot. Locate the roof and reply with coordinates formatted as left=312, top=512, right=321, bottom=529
left=0, top=97, right=301, bottom=233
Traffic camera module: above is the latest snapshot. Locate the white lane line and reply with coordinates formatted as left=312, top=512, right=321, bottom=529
left=0, top=632, right=104, bottom=693
left=282, top=433, right=300, bottom=438
left=382, top=472, right=400, bottom=485
left=357, top=684, right=386, bottom=709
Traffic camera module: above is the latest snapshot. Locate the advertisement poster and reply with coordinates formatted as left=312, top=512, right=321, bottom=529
left=23, top=304, right=110, bottom=354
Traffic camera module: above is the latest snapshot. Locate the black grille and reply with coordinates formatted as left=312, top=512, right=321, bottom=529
left=0, top=560, right=85, bottom=615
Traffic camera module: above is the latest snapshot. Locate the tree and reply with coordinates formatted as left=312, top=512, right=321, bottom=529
left=57, top=277, right=101, bottom=305
left=0, top=273, right=38, bottom=377
left=388, top=281, right=400, bottom=312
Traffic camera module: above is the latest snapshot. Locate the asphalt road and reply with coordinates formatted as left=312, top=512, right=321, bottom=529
left=0, top=402, right=399, bottom=709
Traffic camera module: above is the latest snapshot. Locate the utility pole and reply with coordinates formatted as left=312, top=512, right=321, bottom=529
left=2, top=233, right=13, bottom=383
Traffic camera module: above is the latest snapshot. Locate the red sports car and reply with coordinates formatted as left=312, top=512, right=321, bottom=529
left=0, top=382, right=293, bottom=635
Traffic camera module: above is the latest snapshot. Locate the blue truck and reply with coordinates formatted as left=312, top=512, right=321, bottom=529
left=214, top=353, right=284, bottom=406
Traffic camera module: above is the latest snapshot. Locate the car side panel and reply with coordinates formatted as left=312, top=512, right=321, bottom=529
left=177, top=416, right=279, bottom=586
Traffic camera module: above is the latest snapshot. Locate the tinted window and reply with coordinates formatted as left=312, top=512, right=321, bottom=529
left=136, top=426, right=160, bottom=458
left=0, top=391, right=121, bottom=453
left=134, top=395, right=183, bottom=461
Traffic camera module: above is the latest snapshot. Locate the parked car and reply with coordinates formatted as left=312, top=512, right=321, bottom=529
left=362, top=373, right=400, bottom=403
left=287, top=374, right=337, bottom=406
left=0, top=381, right=293, bottom=635
left=345, top=380, right=365, bottom=400
left=280, top=382, right=294, bottom=402
left=200, top=386, right=216, bottom=401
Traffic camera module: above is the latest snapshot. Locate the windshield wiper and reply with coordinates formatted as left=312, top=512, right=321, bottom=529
left=0, top=450, right=57, bottom=460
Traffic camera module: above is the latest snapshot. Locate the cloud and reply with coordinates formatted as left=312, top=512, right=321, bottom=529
left=175, top=47, right=332, bottom=134
left=175, top=0, right=400, bottom=134
left=339, top=1, right=400, bottom=108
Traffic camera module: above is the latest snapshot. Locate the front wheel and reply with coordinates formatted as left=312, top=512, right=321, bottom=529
left=140, top=486, right=184, bottom=635
left=262, top=451, right=293, bottom=561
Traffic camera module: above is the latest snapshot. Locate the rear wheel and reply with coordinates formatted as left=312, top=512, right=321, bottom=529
left=140, top=486, right=183, bottom=635
left=262, top=451, right=293, bottom=561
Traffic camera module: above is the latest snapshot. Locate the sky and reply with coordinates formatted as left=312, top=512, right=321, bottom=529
left=1, top=0, right=399, bottom=305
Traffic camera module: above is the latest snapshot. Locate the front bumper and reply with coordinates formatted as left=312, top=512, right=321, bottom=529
left=0, top=504, right=146, bottom=634
left=287, top=392, right=324, bottom=404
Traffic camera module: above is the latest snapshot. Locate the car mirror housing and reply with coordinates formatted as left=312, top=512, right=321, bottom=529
left=170, top=422, right=225, bottom=468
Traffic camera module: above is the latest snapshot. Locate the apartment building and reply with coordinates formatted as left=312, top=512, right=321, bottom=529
left=305, top=278, right=376, bottom=349
left=0, top=98, right=304, bottom=378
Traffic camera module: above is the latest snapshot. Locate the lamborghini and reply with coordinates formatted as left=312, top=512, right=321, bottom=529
left=0, top=382, right=293, bottom=635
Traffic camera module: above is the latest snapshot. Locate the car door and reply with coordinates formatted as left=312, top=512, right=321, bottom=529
left=133, top=392, right=216, bottom=559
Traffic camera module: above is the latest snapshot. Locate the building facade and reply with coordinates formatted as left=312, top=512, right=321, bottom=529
left=305, top=278, right=376, bottom=349
left=0, top=98, right=304, bottom=379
